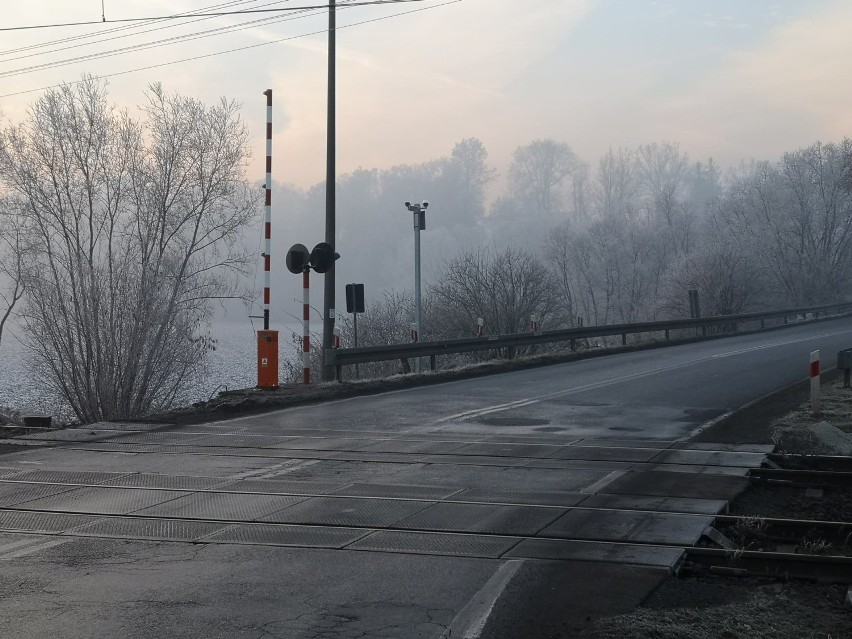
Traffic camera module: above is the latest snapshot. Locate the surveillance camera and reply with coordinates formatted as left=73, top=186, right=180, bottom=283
left=404, top=201, right=411, bottom=208
left=422, top=201, right=429, bottom=209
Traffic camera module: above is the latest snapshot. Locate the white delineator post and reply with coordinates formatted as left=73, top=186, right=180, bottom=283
left=476, top=317, right=484, bottom=337
left=810, top=350, right=821, bottom=414
left=303, top=270, right=310, bottom=384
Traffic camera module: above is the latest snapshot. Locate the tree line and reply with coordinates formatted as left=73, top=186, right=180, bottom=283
left=295, top=138, right=852, bottom=380
left=2, top=77, right=851, bottom=414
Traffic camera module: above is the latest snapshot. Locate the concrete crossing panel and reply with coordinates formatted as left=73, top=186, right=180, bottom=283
left=395, top=502, right=564, bottom=536
left=539, top=509, right=711, bottom=545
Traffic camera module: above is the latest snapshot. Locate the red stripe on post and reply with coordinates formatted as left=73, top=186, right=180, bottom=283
left=264, top=190, right=271, bottom=206
left=263, top=288, right=270, bottom=304
left=265, top=221, right=271, bottom=239
left=303, top=305, right=310, bottom=321
left=266, top=156, right=272, bottom=172
left=264, top=254, right=270, bottom=270
left=810, top=361, right=820, bottom=377
left=303, top=336, right=309, bottom=351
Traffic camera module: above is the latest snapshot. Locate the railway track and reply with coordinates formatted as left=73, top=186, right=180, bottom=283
left=750, top=467, right=852, bottom=489
left=2, top=475, right=852, bottom=583
left=3, top=440, right=851, bottom=587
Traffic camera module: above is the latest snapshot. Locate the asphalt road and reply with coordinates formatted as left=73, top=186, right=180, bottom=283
left=0, top=317, right=850, bottom=638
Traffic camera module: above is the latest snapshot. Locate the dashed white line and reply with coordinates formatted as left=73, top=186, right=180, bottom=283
left=0, top=537, right=70, bottom=560
left=580, top=470, right=627, bottom=494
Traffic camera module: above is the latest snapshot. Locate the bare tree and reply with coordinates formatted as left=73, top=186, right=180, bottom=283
left=718, top=140, right=852, bottom=306
left=593, top=147, right=639, bottom=219
left=430, top=246, right=560, bottom=357
left=0, top=77, right=257, bottom=422
left=636, top=141, right=694, bottom=256
left=0, top=202, right=27, bottom=347
left=336, top=289, right=417, bottom=378
left=661, top=243, right=760, bottom=319
left=549, top=212, right=670, bottom=328
left=442, top=137, right=495, bottom=225
left=508, top=139, right=582, bottom=219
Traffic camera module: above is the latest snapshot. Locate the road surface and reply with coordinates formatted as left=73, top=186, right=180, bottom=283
left=0, top=317, right=849, bottom=638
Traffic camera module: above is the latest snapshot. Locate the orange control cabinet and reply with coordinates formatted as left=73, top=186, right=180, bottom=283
left=256, top=330, right=279, bottom=389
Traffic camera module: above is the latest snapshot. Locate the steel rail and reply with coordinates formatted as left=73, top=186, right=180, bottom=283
left=749, top=468, right=852, bottom=489
left=683, top=547, right=852, bottom=582
left=3, top=504, right=852, bottom=582
left=766, top=453, right=852, bottom=473
left=713, top=514, right=852, bottom=546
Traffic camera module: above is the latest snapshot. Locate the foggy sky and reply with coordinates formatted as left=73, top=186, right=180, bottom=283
left=1, top=0, right=851, bottom=192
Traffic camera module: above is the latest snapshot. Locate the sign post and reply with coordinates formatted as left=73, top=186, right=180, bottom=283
left=346, top=283, right=365, bottom=378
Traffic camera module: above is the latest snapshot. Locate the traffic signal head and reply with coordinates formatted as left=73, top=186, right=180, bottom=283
left=310, top=242, right=340, bottom=274
left=285, top=243, right=310, bottom=273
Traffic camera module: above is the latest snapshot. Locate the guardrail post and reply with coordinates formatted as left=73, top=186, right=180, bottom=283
left=664, top=329, right=670, bottom=340
left=622, top=333, right=627, bottom=346
left=336, top=364, right=342, bottom=382
left=430, top=355, right=436, bottom=371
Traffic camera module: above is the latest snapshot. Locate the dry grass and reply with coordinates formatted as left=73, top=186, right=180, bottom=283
left=773, top=380, right=852, bottom=434
left=595, top=597, right=849, bottom=638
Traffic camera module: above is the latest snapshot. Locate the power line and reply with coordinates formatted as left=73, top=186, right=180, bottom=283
left=0, top=0, right=429, bottom=32
left=0, top=4, right=333, bottom=77
left=0, top=0, right=459, bottom=99
left=0, top=0, right=278, bottom=59
left=0, top=0, right=460, bottom=99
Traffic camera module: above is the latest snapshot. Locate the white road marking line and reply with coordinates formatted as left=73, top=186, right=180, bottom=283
left=227, top=457, right=322, bottom=480
left=0, top=537, right=70, bottom=560
left=443, top=559, right=524, bottom=639
left=580, top=470, right=627, bottom=494
left=436, top=398, right=539, bottom=424
left=0, top=537, right=46, bottom=555
left=260, top=459, right=321, bottom=477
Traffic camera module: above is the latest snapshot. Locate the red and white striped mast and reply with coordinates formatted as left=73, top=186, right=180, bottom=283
left=263, top=89, right=273, bottom=330
left=256, top=89, right=279, bottom=389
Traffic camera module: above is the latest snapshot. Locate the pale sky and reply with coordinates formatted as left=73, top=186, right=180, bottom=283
left=1, top=0, right=851, bottom=189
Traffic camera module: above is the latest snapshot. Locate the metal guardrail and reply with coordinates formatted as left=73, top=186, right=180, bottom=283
left=326, top=301, right=852, bottom=381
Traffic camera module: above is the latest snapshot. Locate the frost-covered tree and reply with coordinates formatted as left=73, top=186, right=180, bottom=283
left=0, top=201, right=27, bottom=348
left=0, top=77, right=257, bottom=422
left=508, top=139, right=582, bottom=220
left=430, top=246, right=560, bottom=344
left=718, top=140, right=852, bottom=306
